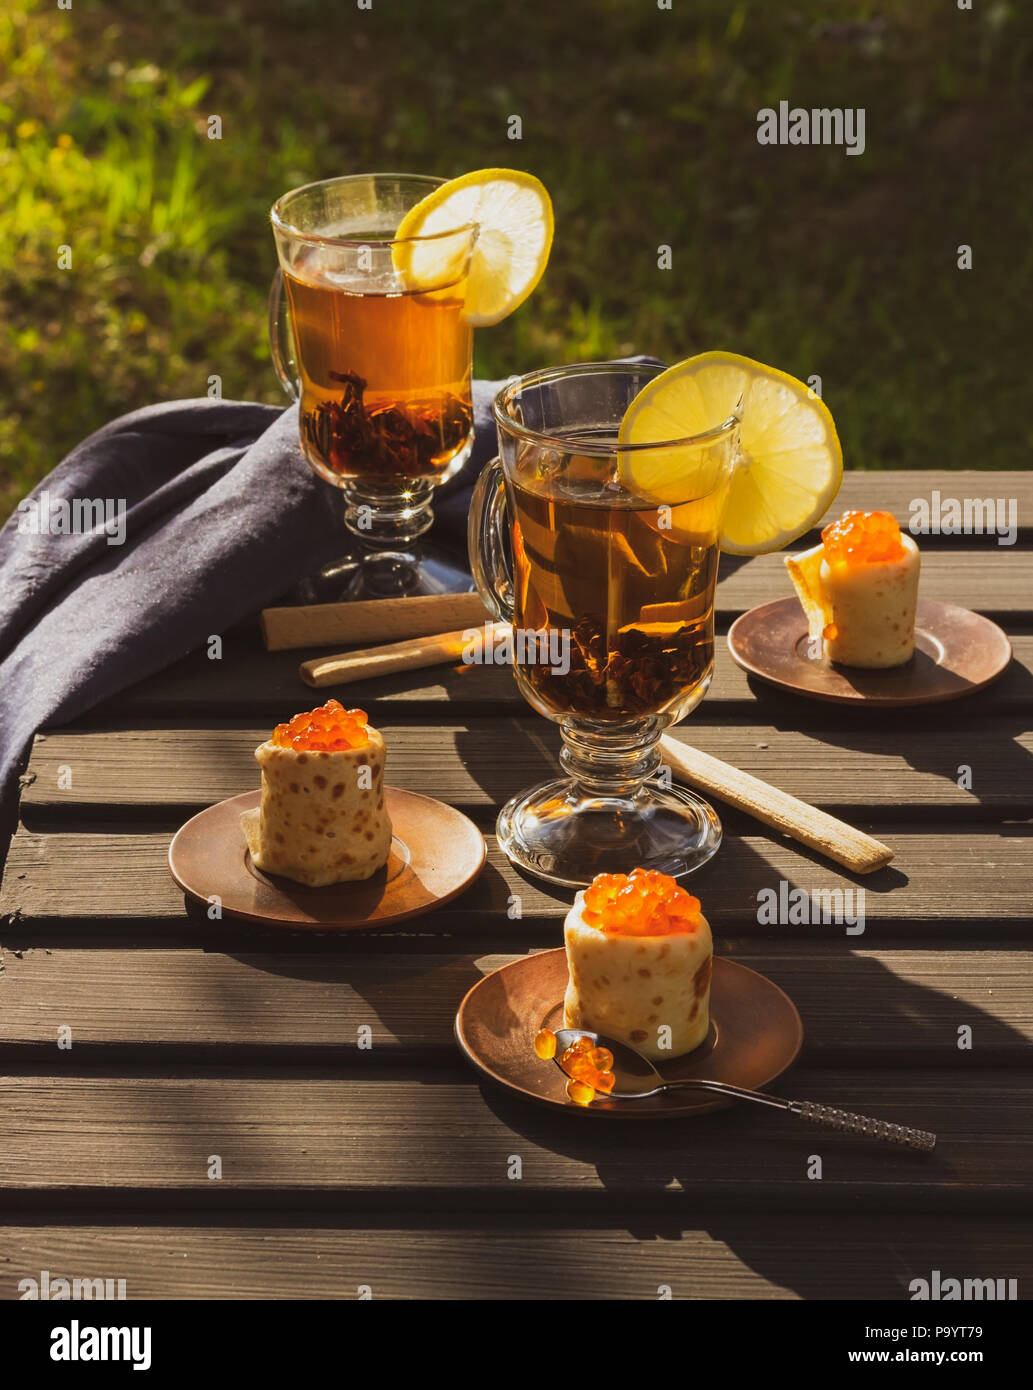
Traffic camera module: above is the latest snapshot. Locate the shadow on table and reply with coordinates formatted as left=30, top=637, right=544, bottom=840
left=186, top=906, right=1033, bottom=1298
left=733, top=655, right=1033, bottom=820
left=215, top=947, right=489, bottom=1059
left=471, top=942, right=1033, bottom=1300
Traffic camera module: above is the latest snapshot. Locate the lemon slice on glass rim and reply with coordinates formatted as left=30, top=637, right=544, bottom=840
left=393, top=168, right=553, bottom=325
left=617, top=351, right=843, bottom=554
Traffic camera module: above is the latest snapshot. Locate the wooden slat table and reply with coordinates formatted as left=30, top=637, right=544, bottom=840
left=2, top=469, right=1031, bottom=1301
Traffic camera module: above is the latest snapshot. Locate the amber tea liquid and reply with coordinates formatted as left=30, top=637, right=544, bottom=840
left=285, top=250, right=474, bottom=486
left=508, top=451, right=726, bottom=723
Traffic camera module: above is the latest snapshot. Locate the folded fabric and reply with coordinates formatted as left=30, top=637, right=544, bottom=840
left=0, top=383, right=505, bottom=866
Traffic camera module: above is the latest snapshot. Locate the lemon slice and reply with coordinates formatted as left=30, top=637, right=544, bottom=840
left=617, top=351, right=843, bottom=554
left=393, top=168, right=553, bottom=325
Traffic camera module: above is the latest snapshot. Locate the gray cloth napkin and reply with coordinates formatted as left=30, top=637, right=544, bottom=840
left=0, top=383, right=504, bottom=863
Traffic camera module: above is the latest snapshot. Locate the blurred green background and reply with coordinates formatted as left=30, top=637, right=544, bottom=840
left=2, top=0, right=1031, bottom=521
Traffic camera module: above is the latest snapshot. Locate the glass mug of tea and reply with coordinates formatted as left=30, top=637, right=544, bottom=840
left=468, top=361, right=740, bottom=886
left=270, top=173, right=479, bottom=598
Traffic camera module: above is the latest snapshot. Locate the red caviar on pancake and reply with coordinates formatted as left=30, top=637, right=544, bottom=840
left=821, top=510, right=906, bottom=567
left=271, top=699, right=369, bottom=752
left=580, top=867, right=702, bottom=937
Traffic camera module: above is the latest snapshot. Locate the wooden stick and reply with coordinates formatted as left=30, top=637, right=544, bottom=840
left=261, top=592, right=490, bottom=651
left=660, top=734, right=894, bottom=874
left=299, top=624, right=506, bottom=688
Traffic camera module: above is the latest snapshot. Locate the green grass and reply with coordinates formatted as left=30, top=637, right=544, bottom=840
left=2, top=0, right=1032, bottom=521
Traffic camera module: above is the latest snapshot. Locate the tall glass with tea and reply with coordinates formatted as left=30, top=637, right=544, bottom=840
left=469, top=362, right=740, bottom=886
left=270, top=174, right=478, bottom=597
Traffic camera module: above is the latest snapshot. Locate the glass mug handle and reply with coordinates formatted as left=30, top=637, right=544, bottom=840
left=268, top=269, right=300, bottom=401
left=468, top=457, right=515, bottom=623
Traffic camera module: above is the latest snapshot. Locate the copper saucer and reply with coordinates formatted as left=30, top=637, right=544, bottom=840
left=454, top=948, right=803, bottom=1119
left=168, top=788, right=485, bottom=930
left=728, top=597, right=1012, bottom=707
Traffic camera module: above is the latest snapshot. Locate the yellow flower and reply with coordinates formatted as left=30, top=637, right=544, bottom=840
left=57, top=133, right=74, bottom=149
left=16, top=119, right=39, bottom=139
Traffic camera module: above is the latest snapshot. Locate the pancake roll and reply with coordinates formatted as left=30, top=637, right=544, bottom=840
left=785, top=509, right=920, bottom=669
left=240, top=701, right=392, bottom=887
left=563, top=868, right=713, bottom=1061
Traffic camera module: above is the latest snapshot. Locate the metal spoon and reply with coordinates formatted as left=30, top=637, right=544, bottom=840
left=552, top=1028, right=936, bottom=1152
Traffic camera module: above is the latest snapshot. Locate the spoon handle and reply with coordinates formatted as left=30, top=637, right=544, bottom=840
left=790, top=1100, right=937, bottom=1152
left=654, top=1079, right=936, bottom=1150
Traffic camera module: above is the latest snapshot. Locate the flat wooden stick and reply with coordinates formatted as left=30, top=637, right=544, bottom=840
left=262, top=592, right=490, bottom=651
left=300, top=623, right=506, bottom=688
left=660, top=734, right=893, bottom=874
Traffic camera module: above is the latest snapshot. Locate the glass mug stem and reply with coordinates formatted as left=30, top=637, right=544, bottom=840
left=559, top=716, right=663, bottom=798
left=340, top=478, right=435, bottom=548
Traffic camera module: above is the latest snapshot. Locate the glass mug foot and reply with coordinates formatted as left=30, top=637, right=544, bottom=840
left=343, top=543, right=475, bottom=600
left=291, top=539, right=475, bottom=603
left=496, top=776, right=722, bottom=888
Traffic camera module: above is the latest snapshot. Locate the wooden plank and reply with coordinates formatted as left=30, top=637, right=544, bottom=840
left=715, top=548, right=1033, bottom=621
left=826, top=471, right=1033, bottom=540
left=101, top=631, right=1033, bottom=720
left=4, top=826, right=1032, bottom=935
left=1, top=945, right=1030, bottom=1063
left=19, top=719, right=1033, bottom=818
left=2, top=1069, right=1031, bottom=1211
left=106, top=637, right=524, bottom=717
left=2, top=1213, right=1030, bottom=1299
